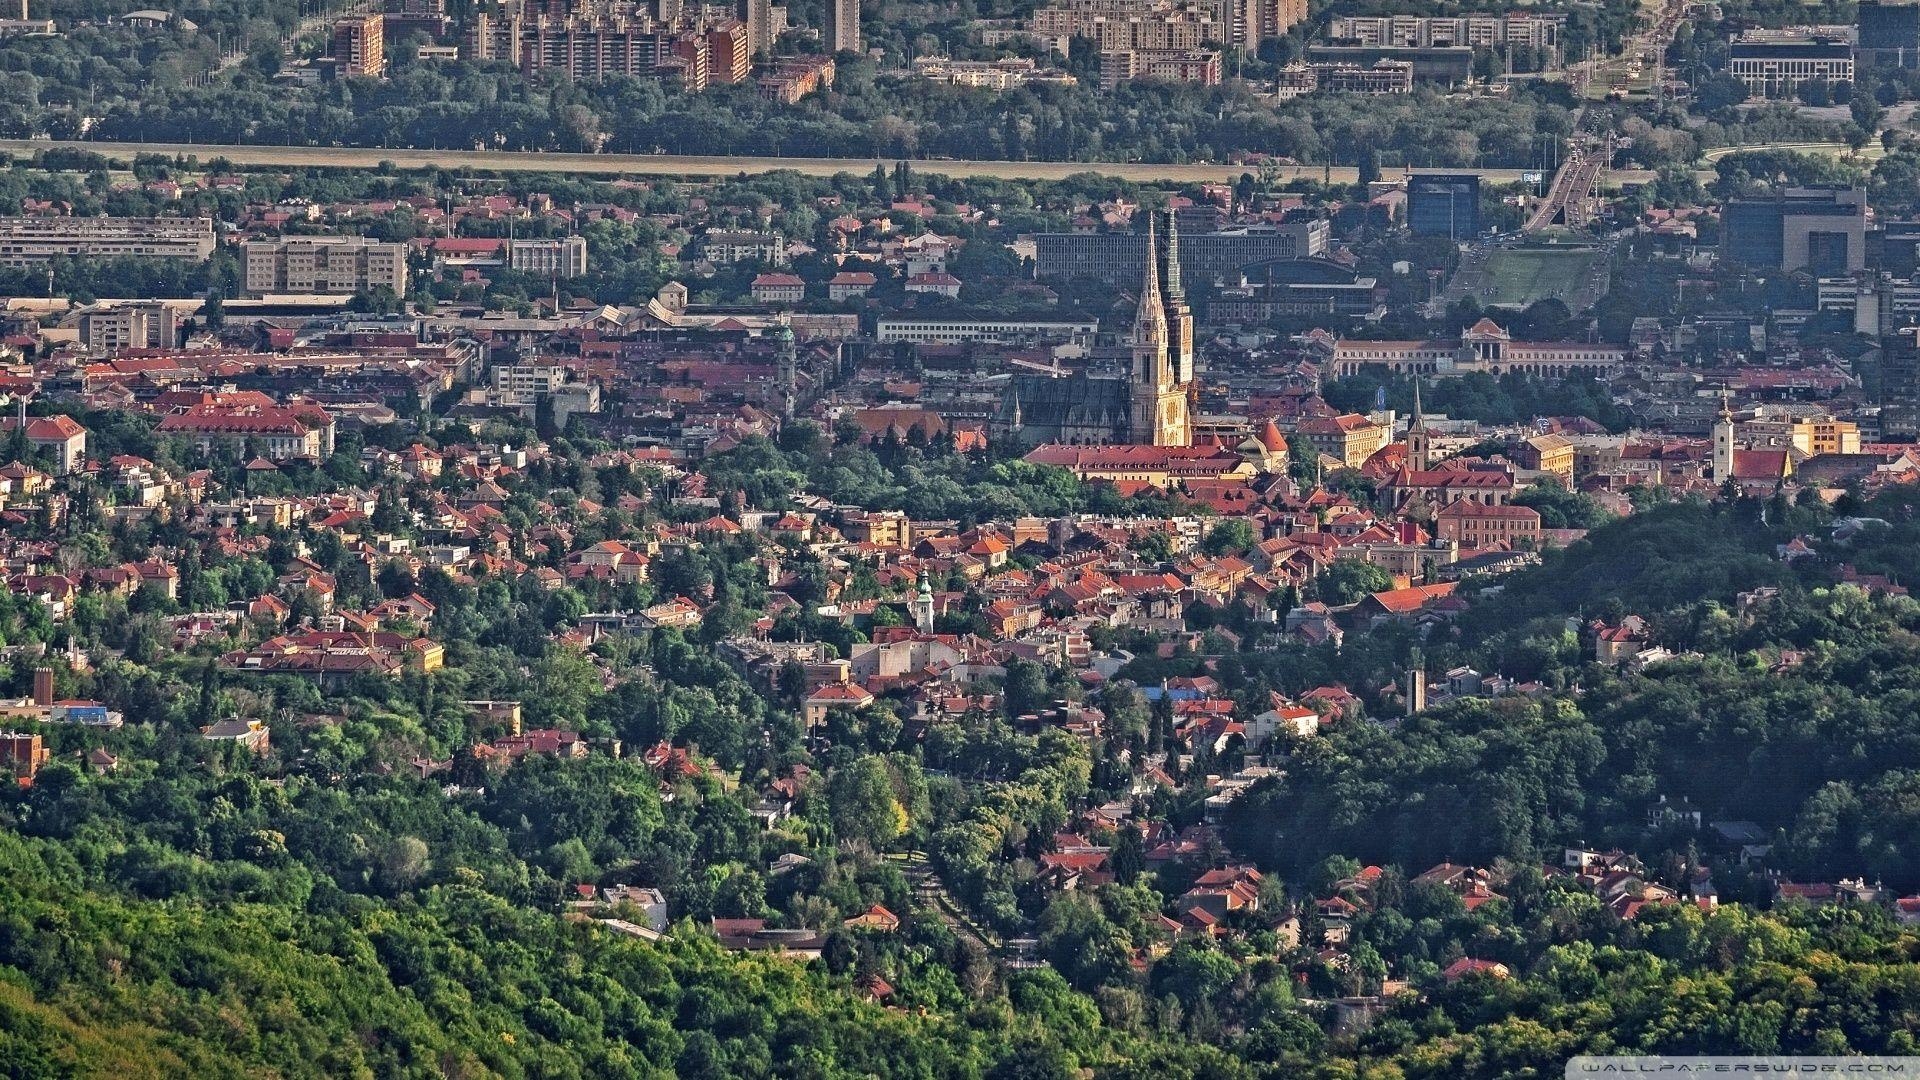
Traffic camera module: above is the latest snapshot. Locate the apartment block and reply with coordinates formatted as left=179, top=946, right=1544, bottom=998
left=1309, top=58, right=1413, bottom=93
left=737, top=0, right=773, bottom=54
left=825, top=0, right=859, bottom=53
left=1230, top=0, right=1306, bottom=45
left=468, top=13, right=712, bottom=88
left=508, top=236, right=589, bottom=278
left=1327, top=13, right=1563, bottom=54
left=703, top=230, right=784, bottom=265
left=1030, top=0, right=1225, bottom=52
left=1101, top=48, right=1221, bottom=86
left=242, top=237, right=409, bottom=297
left=0, top=216, right=216, bottom=265
left=77, top=302, right=179, bottom=353
left=758, top=54, right=835, bottom=102
left=706, top=18, right=752, bottom=82
left=492, top=361, right=569, bottom=404
left=332, top=13, right=387, bottom=77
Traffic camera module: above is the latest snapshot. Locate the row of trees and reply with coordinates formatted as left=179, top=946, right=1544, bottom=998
left=62, top=54, right=1586, bottom=167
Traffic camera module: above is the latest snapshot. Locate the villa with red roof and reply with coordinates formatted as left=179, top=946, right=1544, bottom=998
left=569, top=540, right=651, bottom=584
left=751, top=273, right=806, bottom=304
left=803, top=681, right=875, bottom=727
left=1441, top=957, right=1511, bottom=982
left=157, top=401, right=335, bottom=460
left=0, top=415, right=87, bottom=473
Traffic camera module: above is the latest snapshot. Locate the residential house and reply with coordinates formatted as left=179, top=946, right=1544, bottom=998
left=0, top=415, right=87, bottom=473
left=202, top=718, right=271, bottom=755
left=905, top=272, right=962, bottom=298
left=828, top=271, right=877, bottom=300
left=751, top=273, right=807, bottom=304
left=1592, top=615, right=1650, bottom=665
left=804, top=681, right=875, bottom=727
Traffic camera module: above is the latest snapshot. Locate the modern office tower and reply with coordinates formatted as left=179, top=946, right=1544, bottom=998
left=1407, top=174, right=1480, bottom=240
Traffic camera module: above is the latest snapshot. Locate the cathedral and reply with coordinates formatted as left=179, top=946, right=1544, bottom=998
left=1000, top=209, right=1194, bottom=447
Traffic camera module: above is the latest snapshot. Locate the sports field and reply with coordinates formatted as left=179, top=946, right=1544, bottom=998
left=1483, top=247, right=1607, bottom=308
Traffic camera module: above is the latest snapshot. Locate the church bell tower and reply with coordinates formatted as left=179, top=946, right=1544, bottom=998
left=1713, top=392, right=1737, bottom=481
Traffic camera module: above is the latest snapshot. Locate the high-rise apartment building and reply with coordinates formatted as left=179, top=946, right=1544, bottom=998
left=825, top=0, right=859, bottom=53
left=468, top=13, right=714, bottom=88
left=1234, top=0, right=1305, bottom=47
left=1100, top=48, right=1221, bottom=87
left=706, top=19, right=752, bottom=81
left=740, top=0, right=772, bottom=55
left=332, top=13, right=387, bottom=77
left=1030, top=0, right=1223, bottom=53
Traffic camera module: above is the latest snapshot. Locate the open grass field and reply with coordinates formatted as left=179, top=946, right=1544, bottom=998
left=1483, top=246, right=1607, bottom=308
left=0, top=139, right=1665, bottom=186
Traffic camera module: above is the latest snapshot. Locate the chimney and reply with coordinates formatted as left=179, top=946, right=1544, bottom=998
left=33, top=666, right=53, bottom=708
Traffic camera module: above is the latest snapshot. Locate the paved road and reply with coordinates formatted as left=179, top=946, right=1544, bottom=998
left=0, top=138, right=1660, bottom=185
left=1523, top=0, right=1691, bottom=233
left=1533, top=153, right=1604, bottom=231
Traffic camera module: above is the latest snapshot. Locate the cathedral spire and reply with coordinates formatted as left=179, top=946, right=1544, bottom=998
left=1162, top=205, right=1183, bottom=301
left=1133, top=216, right=1167, bottom=347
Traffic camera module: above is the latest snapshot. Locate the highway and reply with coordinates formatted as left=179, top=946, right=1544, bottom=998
left=1525, top=119, right=1607, bottom=233
left=0, top=138, right=1659, bottom=186
left=1524, top=0, right=1691, bottom=233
